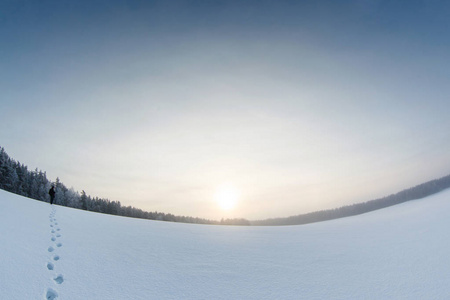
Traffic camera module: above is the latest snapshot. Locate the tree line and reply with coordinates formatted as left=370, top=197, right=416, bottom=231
left=0, top=147, right=251, bottom=225
left=1, top=146, right=449, bottom=226
left=251, top=174, right=450, bottom=226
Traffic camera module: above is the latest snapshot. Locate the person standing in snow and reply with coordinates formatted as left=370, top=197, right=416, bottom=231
left=49, top=186, right=55, bottom=205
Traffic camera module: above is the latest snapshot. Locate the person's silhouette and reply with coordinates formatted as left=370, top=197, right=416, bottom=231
left=49, top=186, right=55, bottom=205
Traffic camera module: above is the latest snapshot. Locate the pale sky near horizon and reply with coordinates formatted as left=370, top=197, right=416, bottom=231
left=2, top=0, right=450, bottom=220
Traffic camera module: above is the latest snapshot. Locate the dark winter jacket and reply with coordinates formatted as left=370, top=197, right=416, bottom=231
left=49, top=187, right=55, bottom=197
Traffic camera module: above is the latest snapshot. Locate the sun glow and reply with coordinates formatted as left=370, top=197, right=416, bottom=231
left=214, top=183, right=240, bottom=211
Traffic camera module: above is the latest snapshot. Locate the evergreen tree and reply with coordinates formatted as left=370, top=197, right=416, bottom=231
left=80, top=190, right=88, bottom=210
left=65, top=187, right=80, bottom=208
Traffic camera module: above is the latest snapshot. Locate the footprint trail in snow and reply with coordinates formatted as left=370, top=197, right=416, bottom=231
left=45, top=206, right=64, bottom=299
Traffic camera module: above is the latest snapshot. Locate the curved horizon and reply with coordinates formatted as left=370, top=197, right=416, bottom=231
left=2, top=145, right=449, bottom=225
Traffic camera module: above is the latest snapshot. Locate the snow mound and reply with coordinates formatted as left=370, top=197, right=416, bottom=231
left=1, top=188, right=450, bottom=299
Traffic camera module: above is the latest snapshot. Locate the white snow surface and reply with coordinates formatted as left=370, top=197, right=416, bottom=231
left=1, top=189, right=450, bottom=299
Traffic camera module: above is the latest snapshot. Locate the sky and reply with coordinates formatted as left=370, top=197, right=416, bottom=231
left=2, top=0, right=450, bottom=220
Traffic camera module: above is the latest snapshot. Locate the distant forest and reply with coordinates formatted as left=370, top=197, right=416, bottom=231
left=251, top=175, right=450, bottom=225
left=0, top=147, right=248, bottom=225
left=1, top=146, right=450, bottom=226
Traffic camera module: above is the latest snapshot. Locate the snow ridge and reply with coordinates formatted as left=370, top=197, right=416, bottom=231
left=46, top=206, right=64, bottom=299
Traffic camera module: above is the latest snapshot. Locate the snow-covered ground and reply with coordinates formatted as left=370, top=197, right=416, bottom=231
left=1, top=189, right=450, bottom=299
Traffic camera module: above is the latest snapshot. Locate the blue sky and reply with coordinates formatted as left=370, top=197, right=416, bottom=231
left=2, top=0, right=450, bottom=220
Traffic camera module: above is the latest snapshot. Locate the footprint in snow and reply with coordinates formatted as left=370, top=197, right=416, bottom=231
left=56, top=234, right=61, bottom=237
left=48, top=246, right=54, bottom=253
left=46, top=288, right=58, bottom=300
left=51, top=237, right=56, bottom=242
left=54, top=275, right=64, bottom=284
left=56, top=243, right=62, bottom=248
left=53, top=255, right=60, bottom=261
left=47, top=262, right=54, bottom=270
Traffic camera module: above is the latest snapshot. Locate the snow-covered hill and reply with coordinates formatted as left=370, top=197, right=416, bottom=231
left=1, top=189, right=450, bottom=300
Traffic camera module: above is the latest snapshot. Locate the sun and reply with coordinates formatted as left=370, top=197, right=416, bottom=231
left=214, top=183, right=240, bottom=211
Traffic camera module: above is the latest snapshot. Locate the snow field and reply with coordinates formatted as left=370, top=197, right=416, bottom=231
left=1, top=188, right=450, bottom=299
